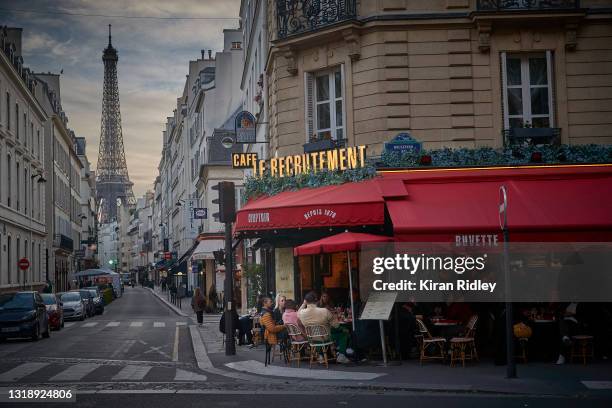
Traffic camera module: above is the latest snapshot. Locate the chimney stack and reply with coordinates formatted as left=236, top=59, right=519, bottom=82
left=208, top=50, right=212, bottom=59
left=201, top=49, right=205, bottom=60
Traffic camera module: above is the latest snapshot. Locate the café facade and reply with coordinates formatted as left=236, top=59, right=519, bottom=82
left=234, top=163, right=612, bottom=304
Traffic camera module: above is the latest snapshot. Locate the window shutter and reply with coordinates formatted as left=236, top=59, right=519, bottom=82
left=304, top=72, right=314, bottom=142
left=500, top=52, right=509, bottom=131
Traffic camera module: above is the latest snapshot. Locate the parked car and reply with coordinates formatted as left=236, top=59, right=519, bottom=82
left=0, top=292, right=50, bottom=341
left=78, top=290, right=96, bottom=318
left=40, top=293, right=64, bottom=330
left=83, top=287, right=104, bottom=315
left=60, top=292, right=85, bottom=321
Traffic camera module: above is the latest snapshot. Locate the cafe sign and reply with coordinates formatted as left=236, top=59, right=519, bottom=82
left=235, top=145, right=367, bottom=178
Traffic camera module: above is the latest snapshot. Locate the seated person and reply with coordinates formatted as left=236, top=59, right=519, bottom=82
left=282, top=299, right=306, bottom=341
left=317, top=291, right=334, bottom=310
left=298, top=291, right=349, bottom=363
left=260, top=296, right=286, bottom=348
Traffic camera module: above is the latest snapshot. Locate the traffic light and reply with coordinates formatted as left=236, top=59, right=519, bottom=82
left=211, top=181, right=236, bottom=223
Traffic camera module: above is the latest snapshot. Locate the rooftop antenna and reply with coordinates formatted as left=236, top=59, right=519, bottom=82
left=108, top=24, right=112, bottom=46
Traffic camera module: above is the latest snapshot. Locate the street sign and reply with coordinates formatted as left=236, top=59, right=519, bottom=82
left=384, top=132, right=422, bottom=154
left=18, top=258, right=30, bottom=271
left=193, top=207, right=208, bottom=219
left=164, top=252, right=172, bottom=260
left=234, top=111, right=256, bottom=143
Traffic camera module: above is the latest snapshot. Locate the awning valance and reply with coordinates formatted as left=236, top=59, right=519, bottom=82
left=384, top=164, right=612, bottom=242
left=192, top=239, right=225, bottom=260
left=235, top=178, right=387, bottom=233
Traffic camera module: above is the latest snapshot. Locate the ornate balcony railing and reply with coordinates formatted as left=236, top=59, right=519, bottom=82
left=53, top=234, right=74, bottom=253
left=477, top=0, right=580, bottom=11
left=277, top=0, right=357, bottom=40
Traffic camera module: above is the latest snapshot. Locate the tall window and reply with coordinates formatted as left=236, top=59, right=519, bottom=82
left=306, top=66, right=345, bottom=141
left=24, top=168, right=28, bottom=215
left=15, top=103, right=19, bottom=140
left=37, top=129, right=40, bottom=159
left=15, top=237, right=20, bottom=284
left=5, top=92, right=9, bottom=130
left=30, top=122, right=34, bottom=153
left=23, top=113, right=27, bottom=147
left=502, top=52, right=554, bottom=129
left=6, top=154, right=11, bottom=207
left=16, top=162, right=20, bottom=210
left=7, top=236, right=11, bottom=284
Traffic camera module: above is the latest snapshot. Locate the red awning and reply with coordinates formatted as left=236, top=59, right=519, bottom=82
left=293, top=231, right=393, bottom=256
left=384, top=165, right=612, bottom=242
left=235, top=178, right=386, bottom=232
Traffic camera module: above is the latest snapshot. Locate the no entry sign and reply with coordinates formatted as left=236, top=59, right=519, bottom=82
left=18, top=258, right=30, bottom=270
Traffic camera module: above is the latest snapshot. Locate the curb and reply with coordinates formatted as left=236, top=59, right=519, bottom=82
left=188, top=324, right=264, bottom=383
left=147, top=287, right=189, bottom=317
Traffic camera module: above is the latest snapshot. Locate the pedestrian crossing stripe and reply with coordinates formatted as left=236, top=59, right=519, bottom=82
left=154, top=322, right=166, bottom=328
left=130, top=322, right=143, bottom=327
left=0, top=363, right=207, bottom=383
left=0, top=363, right=49, bottom=382
left=83, top=322, right=98, bottom=327
left=106, top=321, right=120, bottom=327
left=176, top=322, right=186, bottom=326
left=49, top=363, right=100, bottom=381
left=112, top=365, right=152, bottom=381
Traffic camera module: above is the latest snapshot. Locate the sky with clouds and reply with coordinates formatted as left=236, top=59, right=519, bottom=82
left=2, top=0, right=241, bottom=196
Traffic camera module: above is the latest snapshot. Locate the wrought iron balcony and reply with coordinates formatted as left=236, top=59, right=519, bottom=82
left=277, top=0, right=357, bottom=40
left=504, top=127, right=561, bottom=147
left=477, top=0, right=580, bottom=11
left=53, top=234, right=74, bottom=253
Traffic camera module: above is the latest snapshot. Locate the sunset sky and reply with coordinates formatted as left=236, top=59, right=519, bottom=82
left=2, top=0, right=240, bottom=195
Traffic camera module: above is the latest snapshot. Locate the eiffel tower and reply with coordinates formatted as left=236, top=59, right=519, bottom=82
left=96, top=25, right=135, bottom=223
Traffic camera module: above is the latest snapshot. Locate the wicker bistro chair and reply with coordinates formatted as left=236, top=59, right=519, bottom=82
left=251, top=315, right=262, bottom=347
left=416, top=318, right=446, bottom=364
left=305, top=324, right=336, bottom=369
left=449, top=315, right=479, bottom=367
left=570, top=335, right=594, bottom=365
left=285, top=323, right=309, bottom=367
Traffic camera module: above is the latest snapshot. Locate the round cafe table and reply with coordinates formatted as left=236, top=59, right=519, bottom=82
left=431, top=319, right=463, bottom=340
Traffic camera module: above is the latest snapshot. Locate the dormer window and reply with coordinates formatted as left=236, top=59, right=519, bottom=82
left=231, top=41, right=242, bottom=50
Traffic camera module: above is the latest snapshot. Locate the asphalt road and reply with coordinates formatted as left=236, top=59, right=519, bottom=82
left=0, top=287, right=209, bottom=384
left=2, top=392, right=611, bottom=408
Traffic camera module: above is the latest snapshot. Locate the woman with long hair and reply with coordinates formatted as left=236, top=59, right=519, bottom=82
left=273, top=294, right=286, bottom=323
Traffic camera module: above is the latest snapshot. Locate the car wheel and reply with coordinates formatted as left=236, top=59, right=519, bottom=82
left=61, top=318, right=64, bottom=328
left=31, top=323, right=40, bottom=341
left=80, top=313, right=85, bottom=321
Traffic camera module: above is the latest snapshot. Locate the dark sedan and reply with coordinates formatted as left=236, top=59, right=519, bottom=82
left=83, top=287, right=105, bottom=315
left=40, top=293, right=64, bottom=330
left=0, top=292, right=50, bottom=341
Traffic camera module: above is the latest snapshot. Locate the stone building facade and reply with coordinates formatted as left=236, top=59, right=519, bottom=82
left=265, top=0, right=612, bottom=157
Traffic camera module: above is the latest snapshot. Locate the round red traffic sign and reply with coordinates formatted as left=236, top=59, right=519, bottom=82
left=18, top=258, right=30, bottom=270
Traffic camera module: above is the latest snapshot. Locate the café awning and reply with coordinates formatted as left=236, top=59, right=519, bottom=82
left=384, top=164, right=612, bottom=242
left=192, top=239, right=224, bottom=260
left=235, top=178, right=386, bottom=233
left=293, top=231, right=393, bottom=256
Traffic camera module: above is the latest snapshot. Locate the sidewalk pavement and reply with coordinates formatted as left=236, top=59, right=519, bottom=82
left=149, top=285, right=192, bottom=317
left=148, top=288, right=612, bottom=396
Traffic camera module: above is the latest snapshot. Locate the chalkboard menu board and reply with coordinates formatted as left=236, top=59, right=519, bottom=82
left=359, top=292, right=397, bottom=321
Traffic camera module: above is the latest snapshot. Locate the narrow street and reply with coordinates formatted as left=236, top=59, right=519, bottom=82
left=0, top=287, right=207, bottom=384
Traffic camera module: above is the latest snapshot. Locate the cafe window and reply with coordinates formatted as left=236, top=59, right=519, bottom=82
left=305, top=66, right=345, bottom=141
left=501, top=52, right=554, bottom=129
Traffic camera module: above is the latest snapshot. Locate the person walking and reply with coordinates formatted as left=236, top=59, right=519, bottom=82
left=192, top=288, right=206, bottom=325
